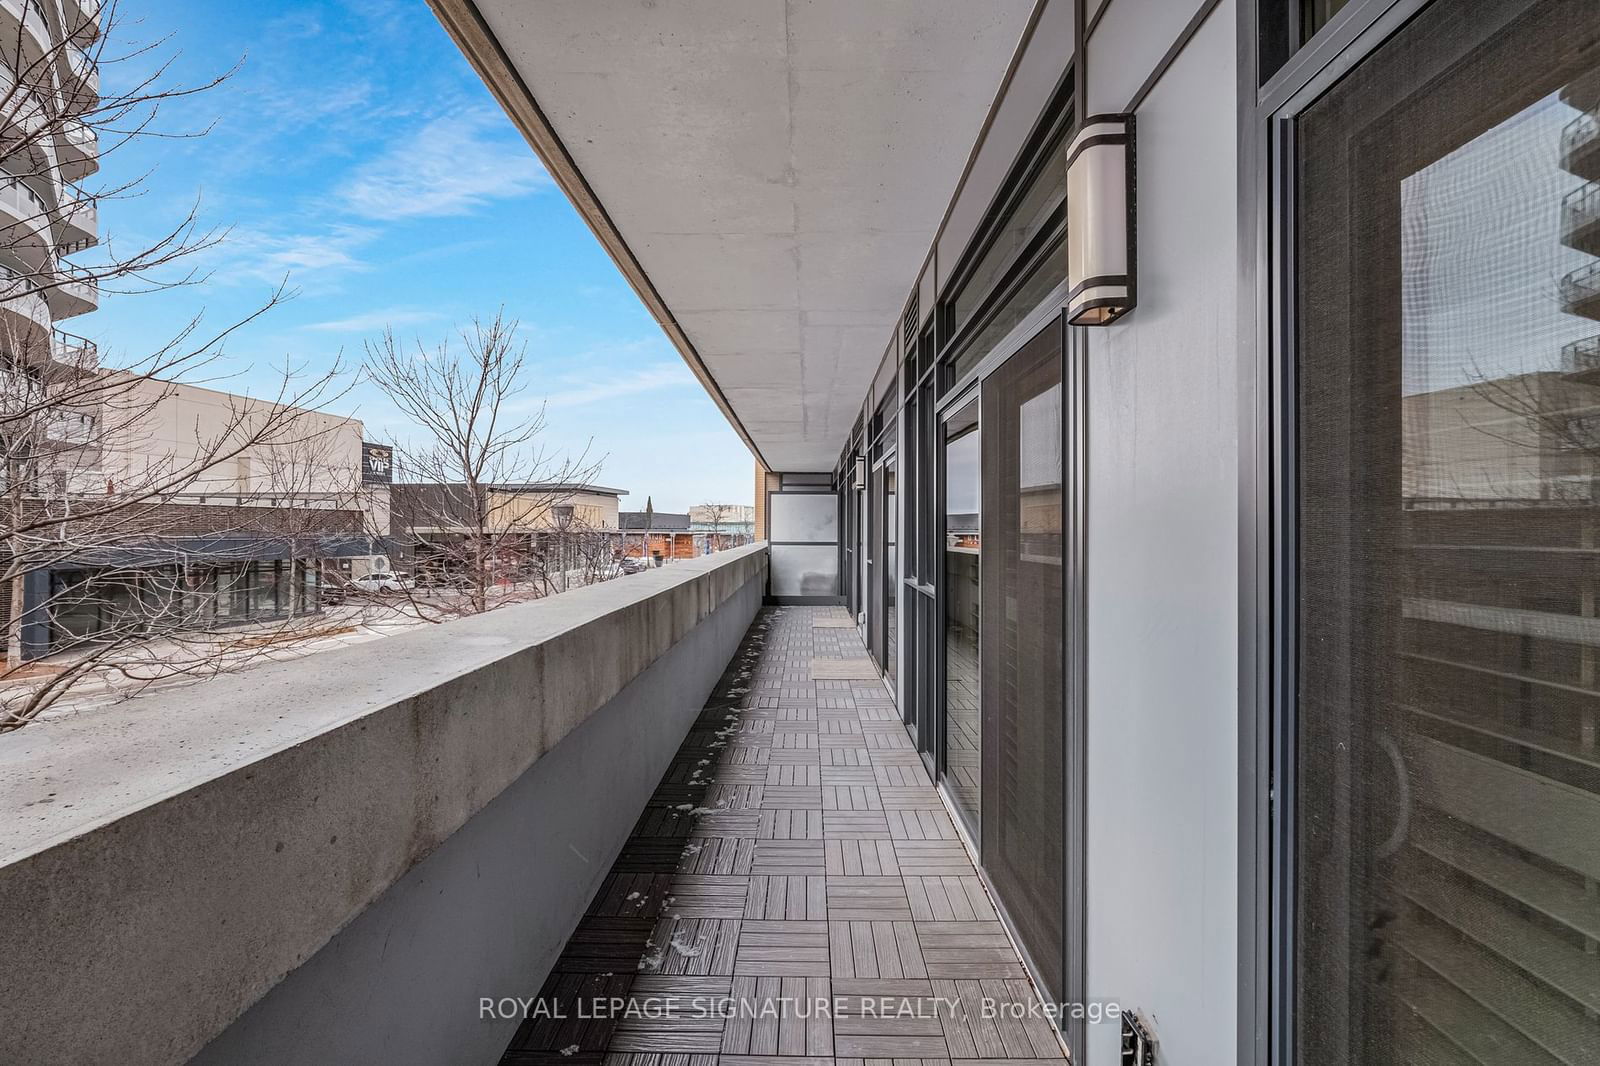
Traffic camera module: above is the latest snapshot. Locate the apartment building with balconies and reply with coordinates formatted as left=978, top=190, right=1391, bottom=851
left=0, top=0, right=101, bottom=373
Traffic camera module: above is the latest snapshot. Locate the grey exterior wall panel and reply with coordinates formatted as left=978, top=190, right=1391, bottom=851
left=1086, top=0, right=1204, bottom=113
left=1082, top=2, right=1240, bottom=1061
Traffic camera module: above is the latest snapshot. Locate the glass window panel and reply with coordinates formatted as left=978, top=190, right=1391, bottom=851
left=249, top=563, right=277, bottom=617
left=770, top=545, right=839, bottom=598
left=944, top=397, right=981, bottom=833
left=952, top=237, right=1068, bottom=385
left=981, top=321, right=1065, bottom=1003
left=949, top=136, right=1068, bottom=341
left=770, top=493, right=838, bottom=543
left=885, top=456, right=897, bottom=685
left=1295, top=1, right=1600, bottom=1061
left=1301, top=0, right=1351, bottom=42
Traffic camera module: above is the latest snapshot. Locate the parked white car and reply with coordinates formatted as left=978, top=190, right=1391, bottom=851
left=348, top=572, right=413, bottom=595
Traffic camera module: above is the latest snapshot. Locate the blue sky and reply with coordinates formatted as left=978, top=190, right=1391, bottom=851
left=89, top=0, right=753, bottom=512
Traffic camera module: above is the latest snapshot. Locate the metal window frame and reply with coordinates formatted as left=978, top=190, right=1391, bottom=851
left=765, top=482, right=844, bottom=606
left=1237, top=2, right=1440, bottom=1064
left=936, top=76, right=1076, bottom=398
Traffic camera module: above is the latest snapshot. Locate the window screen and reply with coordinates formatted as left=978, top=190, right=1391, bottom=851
left=980, top=320, right=1065, bottom=1004
left=1295, top=0, right=1600, bottom=1061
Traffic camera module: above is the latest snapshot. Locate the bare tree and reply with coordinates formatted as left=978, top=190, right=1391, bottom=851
left=568, top=519, right=621, bottom=586
left=0, top=358, right=352, bottom=730
left=0, top=4, right=355, bottom=730
left=367, top=312, right=603, bottom=616
left=697, top=501, right=736, bottom=553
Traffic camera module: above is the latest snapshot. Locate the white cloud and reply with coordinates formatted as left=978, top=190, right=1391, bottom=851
left=217, top=224, right=376, bottom=284
left=542, top=364, right=695, bottom=409
left=301, top=308, right=442, bottom=333
left=337, top=108, right=551, bottom=220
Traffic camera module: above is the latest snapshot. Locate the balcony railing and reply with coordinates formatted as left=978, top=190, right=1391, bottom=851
left=55, top=184, right=95, bottom=254
left=0, top=544, right=771, bottom=1065
left=64, top=0, right=101, bottom=41
left=1562, top=112, right=1600, bottom=181
left=57, top=119, right=97, bottom=180
left=1561, top=261, right=1600, bottom=320
left=48, top=264, right=98, bottom=318
left=63, top=42, right=99, bottom=99
left=52, top=326, right=95, bottom=368
left=1561, top=182, right=1600, bottom=254
left=43, top=406, right=93, bottom=444
left=1561, top=333, right=1600, bottom=376
left=0, top=171, right=47, bottom=222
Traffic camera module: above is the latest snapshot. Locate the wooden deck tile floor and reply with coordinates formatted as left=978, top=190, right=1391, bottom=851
left=499, top=606, right=1066, bottom=1066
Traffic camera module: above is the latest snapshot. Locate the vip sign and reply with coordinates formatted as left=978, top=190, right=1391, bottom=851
left=361, top=443, right=393, bottom=485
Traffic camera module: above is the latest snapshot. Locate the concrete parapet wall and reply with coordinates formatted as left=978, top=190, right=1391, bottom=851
left=0, top=544, right=769, bottom=1066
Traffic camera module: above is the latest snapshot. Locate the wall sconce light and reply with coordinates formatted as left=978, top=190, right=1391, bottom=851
left=1066, top=113, right=1136, bottom=326
left=852, top=456, right=866, bottom=490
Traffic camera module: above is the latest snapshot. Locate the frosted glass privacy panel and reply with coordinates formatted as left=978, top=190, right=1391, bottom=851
left=770, top=545, right=840, bottom=597
left=769, top=493, right=838, bottom=543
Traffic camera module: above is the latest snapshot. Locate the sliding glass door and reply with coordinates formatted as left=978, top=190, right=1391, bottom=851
left=1292, top=0, right=1600, bottom=1060
left=870, top=449, right=898, bottom=682
left=942, top=394, right=982, bottom=834
left=884, top=454, right=898, bottom=686
left=981, top=321, right=1065, bottom=1002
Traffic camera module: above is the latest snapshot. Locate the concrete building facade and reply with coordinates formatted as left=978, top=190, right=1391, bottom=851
left=0, top=0, right=100, bottom=366
left=12, top=379, right=384, bottom=660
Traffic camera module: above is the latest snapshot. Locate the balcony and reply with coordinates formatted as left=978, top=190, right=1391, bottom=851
left=1561, top=261, right=1600, bottom=321
left=52, top=325, right=94, bottom=368
left=62, top=0, right=101, bottom=42
left=0, top=0, right=55, bottom=64
left=0, top=546, right=1053, bottom=1065
left=56, top=186, right=96, bottom=255
left=0, top=547, right=771, bottom=1063
left=45, top=264, right=97, bottom=318
left=0, top=264, right=52, bottom=342
left=0, top=174, right=55, bottom=265
left=1560, top=182, right=1600, bottom=256
left=1562, top=112, right=1600, bottom=183
left=62, top=41, right=99, bottom=103
left=57, top=120, right=98, bottom=181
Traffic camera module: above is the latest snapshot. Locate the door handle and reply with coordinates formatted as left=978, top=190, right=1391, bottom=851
left=1375, top=732, right=1411, bottom=860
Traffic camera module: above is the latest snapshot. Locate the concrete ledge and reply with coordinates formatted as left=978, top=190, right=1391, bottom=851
left=0, top=544, right=769, bottom=1066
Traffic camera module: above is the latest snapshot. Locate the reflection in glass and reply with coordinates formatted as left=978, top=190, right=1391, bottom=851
left=950, top=135, right=1068, bottom=339
left=949, top=136, right=1069, bottom=386
left=886, top=457, right=898, bottom=685
left=1301, top=0, right=1351, bottom=42
left=1297, top=4, right=1600, bottom=1060
left=951, top=241, right=1067, bottom=386
left=981, top=324, right=1064, bottom=1002
left=944, top=398, right=981, bottom=832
